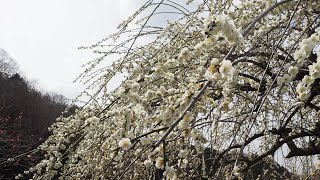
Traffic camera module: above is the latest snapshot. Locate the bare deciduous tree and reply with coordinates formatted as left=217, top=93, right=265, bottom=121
left=0, top=49, right=19, bottom=77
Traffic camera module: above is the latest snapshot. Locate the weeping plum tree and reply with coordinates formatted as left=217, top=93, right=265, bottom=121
left=14, top=0, right=320, bottom=179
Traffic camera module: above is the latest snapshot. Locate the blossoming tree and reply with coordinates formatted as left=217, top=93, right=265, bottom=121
left=15, top=0, right=320, bottom=179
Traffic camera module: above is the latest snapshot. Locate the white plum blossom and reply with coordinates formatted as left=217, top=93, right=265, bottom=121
left=298, top=92, right=310, bottom=102
left=178, top=159, right=188, bottom=168
left=204, top=36, right=217, bottom=46
left=288, top=66, right=299, bottom=76
left=85, top=116, right=100, bottom=126
left=178, top=47, right=191, bottom=63
left=233, top=166, right=241, bottom=177
left=302, top=75, right=314, bottom=85
left=118, top=138, right=131, bottom=150
left=130, top=82, right=140, bottom=92
left=294, top=49, right=307, bottom=61
left=205, top=64, right=221, bottom=81
left=216, top=14, right=244, bottom=45
left=215, top=14, right=227, bottom=27
left=178, top=120, right=189, bottom=130
left=163, top=165, right=176, bottom=179
left=277, top=76, right=284, bottom=85
left=210, top=58, right=220, bottom=66
left=296, top=83, right=308, bottom=94
left=155, top=157, right=164, bottom=170
left=194, top=41, right=207, bottom=56
left=178, top=149, right=189, bottom=158
left=143, top=159, right=153, bottom=168
left=309, top=62, right=320, bottom=79
left=282, top=74, right=294, bottom=84
left=296, top=82, right=311, bottom=102
left=140, top=137, right=151, bottom=145
left=219, top=60, right=234, bottom=78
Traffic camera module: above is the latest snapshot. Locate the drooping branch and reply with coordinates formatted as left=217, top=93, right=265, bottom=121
left=247, top=131, right=315, bottom=168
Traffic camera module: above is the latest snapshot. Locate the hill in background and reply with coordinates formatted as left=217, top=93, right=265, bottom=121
left=0, top=49, right=76, bottom=179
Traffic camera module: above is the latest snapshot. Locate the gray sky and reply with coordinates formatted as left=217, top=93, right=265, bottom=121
left=0, top=0, right=141, bottom=99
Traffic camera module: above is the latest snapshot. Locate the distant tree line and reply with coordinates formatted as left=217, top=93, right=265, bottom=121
left=0, top=49, right=76, bottom=179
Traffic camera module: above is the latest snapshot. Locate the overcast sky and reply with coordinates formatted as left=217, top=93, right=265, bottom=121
left=0, top=0, right=143, bottom=99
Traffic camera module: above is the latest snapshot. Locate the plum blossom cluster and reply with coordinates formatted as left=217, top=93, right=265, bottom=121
left=205, top=58, right=235, bottom=84
left=296, top=33, right=320, bottom=101
left=203, top=14, right=244, bottom=46
left=277, top=33, right=320, bottom=102
left=205, top=57, right=235, bottom=114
